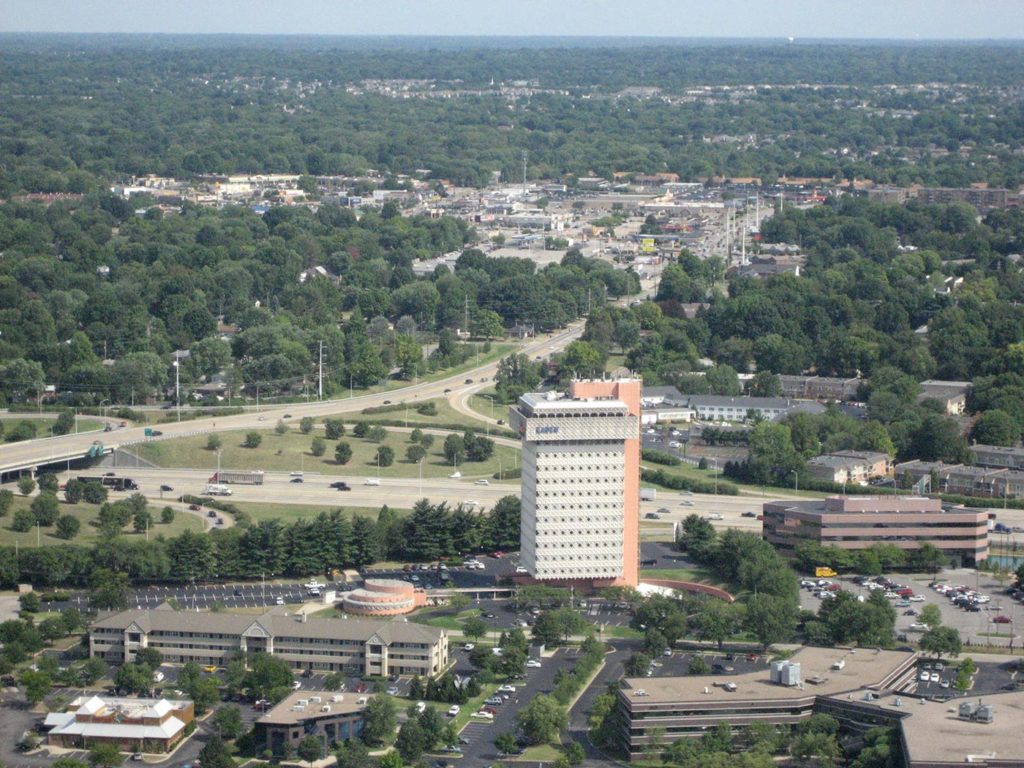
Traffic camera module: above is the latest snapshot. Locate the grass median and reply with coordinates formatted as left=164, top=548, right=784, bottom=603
left=135, top=425, right=519, bottom=480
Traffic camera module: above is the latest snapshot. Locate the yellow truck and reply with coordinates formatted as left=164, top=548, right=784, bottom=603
left=815, top=566, right=838, bottom=578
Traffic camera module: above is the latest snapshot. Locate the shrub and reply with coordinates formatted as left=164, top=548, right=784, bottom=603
left=376, top=446, right=395, bottom=467
left=311, top=436, right=326, bottom=457
left=244, top=432, right=262, bottom=448
left=55, top=515, right=81, bottom=540
left=324, top=419, right=346, bottom=440
left=207, top=434, right=223, bottom=451
left=335, top=442, right=352, bottom=465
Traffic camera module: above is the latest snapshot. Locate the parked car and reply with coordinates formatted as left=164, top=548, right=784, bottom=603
left=993, top=615, right=1012, bottom=624
left=447, top=705, right=460, bottom=717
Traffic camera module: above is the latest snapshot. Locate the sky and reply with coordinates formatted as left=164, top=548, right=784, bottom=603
left=2, top=0, right=1023, bottom=39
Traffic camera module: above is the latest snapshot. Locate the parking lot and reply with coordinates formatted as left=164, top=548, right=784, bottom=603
left=798, top=568, right=1024, bottom=650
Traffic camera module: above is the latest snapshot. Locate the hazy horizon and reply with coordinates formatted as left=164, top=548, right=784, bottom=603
left=4, top=0, right=1023, bottom=40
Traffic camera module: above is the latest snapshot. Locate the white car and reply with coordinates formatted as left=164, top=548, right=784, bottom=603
left=447, top=705, right=460, bottom=717
left=526, top=659, right=542, bottom=668
left=919, top=670, right=930, bottom=682
left=275, top=596, right=285, bottom=605
left=474, top=479, right=490, bottom=486
left=463, top=500, right=479, bottom=507
left=909, top=595, right=925, bottom=602
left=471, top=710, right=494, bottom=720
left=464, top=643, right=475, bottom=651
left=293, top=681, right=302, bottom=690
left=930, top=672, right=940, bottom=683
left=416, top=701, right=427, bottom=713
left=498, top=684, right=516, bottom=693
left=153, top=671, right=165, bottom=683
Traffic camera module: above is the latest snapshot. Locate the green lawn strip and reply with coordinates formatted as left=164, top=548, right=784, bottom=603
left=135, top=426, right=518, bottom=480
left=450, top=681, right=505, bottom=733
left=0, top=497, right=202, bottom=548
left=641, top=459, right=828, bottom=499
left=598, top=625, right=643, bottom=640
left=411, top=607, right=484, bottom=631
left=514, top=744, right=564, bottom=763
left=222, top=501, right=396, bottom=523
left=0, top=414, right=104, bottom=436
left=640, top=566, right=726, bottom=587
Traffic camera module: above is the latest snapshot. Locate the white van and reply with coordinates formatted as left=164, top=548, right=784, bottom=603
left=364, top=478, right=381, bottom=486
left=202, top=483, right=232, bottom=496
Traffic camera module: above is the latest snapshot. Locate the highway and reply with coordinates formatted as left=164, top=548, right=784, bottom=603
left=0, top=322, right=585, bottom=477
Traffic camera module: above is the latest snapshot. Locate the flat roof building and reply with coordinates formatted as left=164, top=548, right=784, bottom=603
left=90, top=608, right=448, bottom=679
left=44, top=695, right=194, bottom=754
left=618, top=647, right=917, bottom=760
left=686, top=395, right=825, bottom=422
left=510, top=378, right=641, bottom=589
left=762, top=496, right=989, bottom=566
left=970, top=444, right=1024, bottom=471
left=255, top=691, right=370, bottom=757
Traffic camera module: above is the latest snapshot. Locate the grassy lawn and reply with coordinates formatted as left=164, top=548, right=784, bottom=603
left=1, top=414, right=104, bottom=436
left=411, top=607, right=484, bottom=631
left=515, top=744, right=564, bottom=763
left=343, top=397, right=505, bottom=435
left=135, top=426, right=519, bottom=480
left=640, top=566, right=724, bottom=586
left=224, top=500, right=395, bottom=523
left=599, top=625, right=643, bottom=640
left=641, top=458, right=828, bottom=499
left=0, top=497, right=203, bottom=548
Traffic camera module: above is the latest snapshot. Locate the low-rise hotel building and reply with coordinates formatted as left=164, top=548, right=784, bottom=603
left=89, top=608, right=448, bottom=678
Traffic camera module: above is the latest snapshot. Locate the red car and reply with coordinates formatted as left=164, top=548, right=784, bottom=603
left=492, top=551, right=504, bottom=558
left=993, top=615, right=1012, bottom=624
left=188, top=504, right=201, bottom=511
left=355, top=683, right=368, bottom=693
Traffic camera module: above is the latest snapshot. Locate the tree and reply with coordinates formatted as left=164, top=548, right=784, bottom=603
left=63, top=479, right=83, bottom=504
left=565, top=741, right=586, bottom=766
left=324, top=419, right=346, bottom=440
left=88, top=743, right=123, bottom=768
left=625, top=652, right=652, bottom=676
left=244, top=432, right=262, bottom=448
left=695, top=600, right=743, bottom=650
left=53, top=513, right=80, bottom=540
left=532, top=608, right=589, bottom=645
left=495, top=353, right=542, bottom=403
left=160, top=506, right=175, bottom=524
left=970, top=409, right=1018, bottom=447
left=12, top=508, right=35, bottom=532
left=377, top=753, right=402, bottom=768
left=793, top=730, right=840, bottom=768
left=91, top=568, right=129, bottom=611
left=297, top=735, right=323, bottom=766
left=395, top=718, right=426, bottom=763
left=0, top=488, right=13, bottom=516
left=133, top=508, right=154, bottom=534
left=213, top=705, right=244, bottom=740
left=300, top=416, right=315, bottom=434
left=37, top=473, right=59, bottom=494
left=744, top=594, right=797, bottom=650
left=463, top=617, right=488, bottom=641
left=335, top=441, right=353, bottom=465
left=82, top=481, right=108, bottom=504
left=30, top=493, right=60, bottom=526
left=243, top=653, right=294, bottom=701
left=750, top=371, right=782, bottom=397
left=405, top=444, right=426, bottom=463
left=17, top=476, right=36, bottom=497
left=198, top=734, right=234, bottom=768
left=376, top=446, right=395, bottom=467
left=311, top=436, right=326, bottom=457
left=517, top=694, right=568, bottom=745
left=206, top=433, right=223, bottom=451
left=559, top=340, right=605, bottom=381
left=920, top=626, right=962, bottom=659
left=114, top=663, right=153, bottom=696
left=443, top=434, right=465, bottom=466
left=919, top=604, right=943, bottom=629
left=275, top=419, right=289, bottom=436
left=362, top=694, right=398, bottom=746
left=21, top=668, right=52, bottom=704
left=334, top=739, right=373, bottom=768
left=494, top=732, right=518, bottom=756
left=746, top=422, right=803, bottom=485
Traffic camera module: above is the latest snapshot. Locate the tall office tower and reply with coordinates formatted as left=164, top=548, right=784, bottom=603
left=510, top=378, right=641, bottom=589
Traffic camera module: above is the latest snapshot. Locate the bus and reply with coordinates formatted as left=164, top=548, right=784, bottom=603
left=77, top=475, right=139, bottom=492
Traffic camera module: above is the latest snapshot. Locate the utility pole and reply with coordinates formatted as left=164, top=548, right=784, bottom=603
left=318, top=340, right=324, bottom=401
left=522, top=150, right=528, bottom=197
left=174, top=358, right=181, bottom=423
left=464, top=295, right=470, bottom=338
